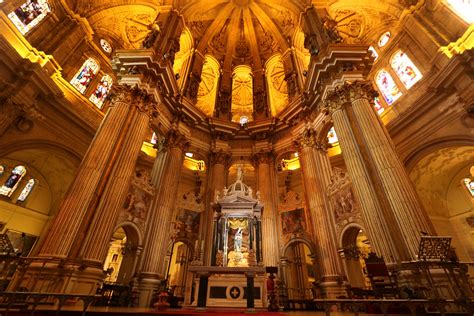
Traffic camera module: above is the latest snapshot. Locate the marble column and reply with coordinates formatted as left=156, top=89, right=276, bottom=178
left=324, top=90, right=404, bottom=264
left=296, top=129, right=346, bottom=297
left=347, top=81, right=435, bottom=259
left=253, top=152, right=279, bottom=267
left=204, top=151, right=230, bottom=265
left=79, top=90, right=157, bottom=264
left=39, top=85, right=141, bottom=258
left=138, top=130, right=188, bottom=306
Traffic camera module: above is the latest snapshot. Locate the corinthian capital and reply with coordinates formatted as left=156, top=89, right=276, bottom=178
left=210, top=151, right=231, bottom=166
left=347, top=80, right=378, bottom=101
left=252, top=152, right=274, bottom=166
left=164, top=129, right=189, bottom=151
left=107, top=85, right=133, bottom=104
left=130, top=86, right=158, bottom=118
left=294, top=128, right=328, bottom=152
left=323, top=81, right=377, bottom=115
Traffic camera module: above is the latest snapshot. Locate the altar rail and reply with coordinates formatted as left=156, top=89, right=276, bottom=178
left=0, top=291, right=100, bottom=316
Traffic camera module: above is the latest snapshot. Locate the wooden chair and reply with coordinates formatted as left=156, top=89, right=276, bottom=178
left=364, top=252, right=399, bottom=298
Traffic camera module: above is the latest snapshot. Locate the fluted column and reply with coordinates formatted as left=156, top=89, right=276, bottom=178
left=296, top=129, right=346, bottom=297
left=348, top=81, right=435, bottom=259
left=254, top=152, right=279, bottom=267
left=204, top=151, right=230, bottom=265
left=138, top=130, right=188, bottom=306
left=324, top=88, right=404, bottom=264
left=79, top=92, right=157, bottom=263
left=39, top=85, right=138, bottom=258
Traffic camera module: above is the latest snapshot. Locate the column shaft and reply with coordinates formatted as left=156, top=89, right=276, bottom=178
left=255, top=154, right=279, bottom=267
left=39, top=97, right=132, bottom=257
left=140, top=135, right=187, bottom=277
left=331, top=106, right=403, bottom=263
left=0, top=99, right=19, bottom=136
left=80, top=109, right=150, bottom=262
left=350, top=88, right=434, bottom=259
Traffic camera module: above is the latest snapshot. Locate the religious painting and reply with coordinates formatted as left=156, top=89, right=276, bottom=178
left=70, top=58, right=99, bottom=94
left=375, top=70, right=402, bottom=105
left=89, top=75, right=113, bottom=108
left=281, top=208, right=306, bottom=235
left=174, top=208, right=200, bottom=239
left=8, top=0, right=51, bottom=35
left=330, top=186, right=356, bottom=220
left=390, top=50, right=422, bottom=89
left=5, top=230, right=38, bottom=256
left=226, top=217, right=249, bottom=267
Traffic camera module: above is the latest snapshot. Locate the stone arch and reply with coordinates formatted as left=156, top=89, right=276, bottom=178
left=339, top=222, right=365, bottom=249
left=280, top=237, right=316, bottom=257
left=114, top=221, right=143, bottom=248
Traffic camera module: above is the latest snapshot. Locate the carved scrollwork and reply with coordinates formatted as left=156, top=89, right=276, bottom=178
left=252, top=152, right=274, bottom=166
left=210, top=151, right=231, bottom=166
left=164, top=129, right=189, bottom=151
left=323, top=80, right=376, bottom=115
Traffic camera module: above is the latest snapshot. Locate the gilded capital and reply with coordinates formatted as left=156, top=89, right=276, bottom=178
left=107, top=84, right=133, bottom=104
left=347, top=80, right=378, bottom=101
left=164, top=129, right=189, bottom=151
left=252, top=152, right=274, bottom=166
left=294, top=128, right=328, bottom=152
left=210, top=151, right=231, bottom=166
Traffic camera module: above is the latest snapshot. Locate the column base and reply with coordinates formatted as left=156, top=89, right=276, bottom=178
left=8, top=258, right=104, bottom=295
left=319, top=276, right=349, bottom=298
left=137, top=277, right=164, bottom=307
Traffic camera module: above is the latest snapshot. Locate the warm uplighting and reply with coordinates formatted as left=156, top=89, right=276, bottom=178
left=183, top=156, right=205, bottom=171
left=185, top=152, right=194, bottom=158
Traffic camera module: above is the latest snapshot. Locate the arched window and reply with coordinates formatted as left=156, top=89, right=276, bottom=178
left=446, top=0, right=474, bottom=23
left=8, top=0, right=51, bottom=35
left=266, top=54, right=289, bottom=116
left=374, top=97, right=385, bottom=115
left=368, top=46, right=379, bottom=61
left=231, top=65, right=253, bottom=123
left=463, top=178, right=474, bottom=197
left=100, top=39, right=112, bottom=54
left=70, top=58, right=100, bottom=94
left=378, top=32, right=391, bottom=48
left=0, top=165, right=27, bottom=197
left=327, top=127, right=339, bottom=145
left=195, top=55, right=220, bottom=116
left=17, top=179, right=36, bottom=202
left=89, top=75, right=113, bottom=108
left=390, top=50, right=423, bottom=89
left=375, top=70, right=402, bottom=105
left=150, top=132, right=158, bottom=145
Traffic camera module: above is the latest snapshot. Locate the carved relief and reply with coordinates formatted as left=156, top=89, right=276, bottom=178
left=119, top=169, right=155, bottom=232
left=326, top=10, right=364, bottom=44
left=172, top=190, right=203, bottom=241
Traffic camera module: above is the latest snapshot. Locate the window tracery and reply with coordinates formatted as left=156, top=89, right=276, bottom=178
left=463, top=177, right=474, bottom=197
left=195, top=55, right=220, bottom=116
left=0, top=165, right=27, bottom=197
left=8, top=0, right=51, bottom=35
left=231, top=65, right=254, bottom=122
left=89, top=75, right=113, bottom=108
left=390, top=50, right=423, bottom=89
left=70, top=58, right=100, bottom=94
left=100, top=39, right=112, bottom=54
left=266, top=54, right=289, bottom=116
left=375, top=70, right=402, bottom=105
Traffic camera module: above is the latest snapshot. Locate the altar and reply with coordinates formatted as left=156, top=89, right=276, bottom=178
left=188, top=167, right=267, bottom=308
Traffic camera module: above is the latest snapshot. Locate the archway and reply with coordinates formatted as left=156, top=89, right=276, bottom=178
left=103, top=223, right=142, bottom=285
left=167, top=240, right=193, bottom=299
left=280, top=239, right=317, bottom=301
left=340, top=225, right=371, bottom=289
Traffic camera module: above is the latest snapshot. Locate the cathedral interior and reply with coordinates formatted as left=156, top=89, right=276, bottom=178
left=0, top=0, right=473, bottom=314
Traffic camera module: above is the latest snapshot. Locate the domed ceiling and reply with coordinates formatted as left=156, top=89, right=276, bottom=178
left=66, top=0, right=410, bottom=119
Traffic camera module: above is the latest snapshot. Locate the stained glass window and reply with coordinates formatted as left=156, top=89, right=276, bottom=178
left=327, top=127, right=339, bottom=145
left=390, top=50, right=423, bottom=89
left=0, top=166, right=5, bottom=177
left=150, top=132, right=158, bottom=145
left=100, top=39, right=112, bottom=53
left=17, top=179, right=36, bottom=202
left=447, top=0, right=474, bottom=23
left=463, top=178, right=474, bottom=197
left=0, top=165, right=27, bottom=197
left=368, top=46, right=379, bottom=61
left=378, top=32, right=391, bottom=47
left=374, top=97, right=385, bottom=115
left=375, top=70, right=402, bottom=105
left=8, top=0, right=51, bottom=35
left=89, top=75, right=113, bottom=108
left=70, top=58, right=100, bottom=94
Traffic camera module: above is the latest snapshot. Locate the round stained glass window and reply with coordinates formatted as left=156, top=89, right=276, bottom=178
left=100, top=39, right=112, bottom=53
left=378, top=32, right=391, bottom=48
